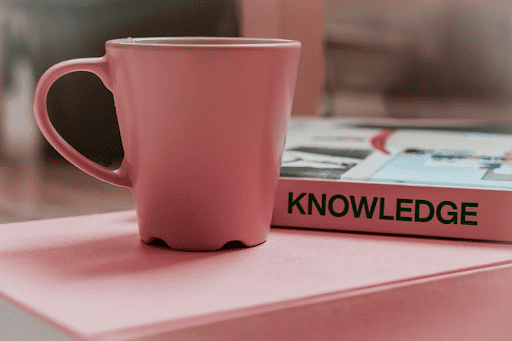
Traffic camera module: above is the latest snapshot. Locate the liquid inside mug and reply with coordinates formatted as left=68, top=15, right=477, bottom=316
left=33, top=37, right=301, bottom=251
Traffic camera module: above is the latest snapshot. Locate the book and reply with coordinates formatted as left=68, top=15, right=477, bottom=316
left=1, top=211, right=512, bottom=340
left=272, top=118, right=512, bottom=242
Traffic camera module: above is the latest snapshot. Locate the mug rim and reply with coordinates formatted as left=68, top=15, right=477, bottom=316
left=106, top=37, right=301, bottom=49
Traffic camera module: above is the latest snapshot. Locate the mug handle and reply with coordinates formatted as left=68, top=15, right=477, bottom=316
left=33, top=57, right=132, bottom=188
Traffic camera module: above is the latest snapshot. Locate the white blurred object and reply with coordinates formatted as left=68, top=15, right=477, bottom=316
left=1, top=58, right=41, bottom=218
left=4, top=59, right=39, bottom=155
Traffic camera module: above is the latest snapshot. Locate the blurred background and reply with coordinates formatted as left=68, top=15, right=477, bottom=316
left=0, top=0, right=512, bottom=223
left=323, top=0, right=512, bottom=120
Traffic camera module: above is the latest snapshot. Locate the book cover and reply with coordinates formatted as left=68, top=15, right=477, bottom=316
left=1, top=211, right=512, bottom=340
left=272, top=118, right=512, bottom=242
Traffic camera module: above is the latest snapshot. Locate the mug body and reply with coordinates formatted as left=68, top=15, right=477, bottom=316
left=105, top=38, right=301, bottom=250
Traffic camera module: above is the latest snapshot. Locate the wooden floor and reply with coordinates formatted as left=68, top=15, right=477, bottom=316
left=0, top=159, right=134, bottom=224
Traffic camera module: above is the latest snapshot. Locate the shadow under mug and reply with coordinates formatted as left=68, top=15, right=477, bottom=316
left=33, top=37, right=301, bottom=251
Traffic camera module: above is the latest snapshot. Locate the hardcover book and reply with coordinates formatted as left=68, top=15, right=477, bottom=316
left=1, top=211, right=512, bottom=340
left=272, top=118, right=512, bottom=242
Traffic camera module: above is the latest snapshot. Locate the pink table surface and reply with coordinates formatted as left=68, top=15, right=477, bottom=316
left=1, top=211, right=512, bottom=340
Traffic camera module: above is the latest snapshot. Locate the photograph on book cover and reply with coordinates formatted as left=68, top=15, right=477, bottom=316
left=281, top=119, right=512, bottom=189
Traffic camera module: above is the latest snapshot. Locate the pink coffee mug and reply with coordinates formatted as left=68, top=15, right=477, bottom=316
left=33, top=37, right=301, bottom=251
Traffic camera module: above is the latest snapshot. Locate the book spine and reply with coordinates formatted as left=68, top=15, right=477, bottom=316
left=272, top=178, right=512, bottom=242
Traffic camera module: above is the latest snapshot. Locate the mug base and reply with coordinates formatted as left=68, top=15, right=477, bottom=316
left=141, top=236, right=267, bottom=252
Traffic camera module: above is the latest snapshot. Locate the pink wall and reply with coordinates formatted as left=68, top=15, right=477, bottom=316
left=241, top=0, right=325, bottom=116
